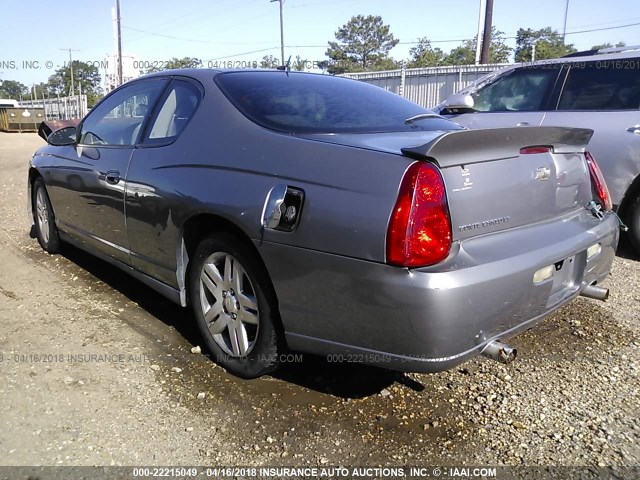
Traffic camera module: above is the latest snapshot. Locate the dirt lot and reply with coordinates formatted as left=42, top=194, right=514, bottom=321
left=0, top=132, right=639, bottom=471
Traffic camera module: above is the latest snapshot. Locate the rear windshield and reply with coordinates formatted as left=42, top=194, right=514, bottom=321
left=215, top=71, right=459, bottom=134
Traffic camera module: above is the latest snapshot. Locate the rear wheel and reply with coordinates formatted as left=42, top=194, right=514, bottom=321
left=189, top=233, right=282, bottom=378
left=627, top=195, right=640, bottom=254
left=33, top=178, right=60, bottom=254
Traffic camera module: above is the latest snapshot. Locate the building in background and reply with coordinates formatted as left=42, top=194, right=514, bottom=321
left=104, top=53, right=139, bottom=94
left=343, top=63, right=510, bottom=108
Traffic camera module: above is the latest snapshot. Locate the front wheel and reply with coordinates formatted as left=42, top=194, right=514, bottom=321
left=626, top=195, right=640, bottom=254
left=189, top=233, right=282, bottom=378
left=32, top=178, right=60, bottom=254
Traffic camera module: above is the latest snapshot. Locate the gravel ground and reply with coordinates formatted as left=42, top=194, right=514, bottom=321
left=0, top=132, right=638, bottom=471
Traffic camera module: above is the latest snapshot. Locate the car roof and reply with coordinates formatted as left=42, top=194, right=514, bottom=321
left=462, top=47, right=640, bottom=84
left=550, top=47, right=640, bottom=63
left=139, top=68, right=327, bottom=83
left=518, top=46, right=640, bottom=68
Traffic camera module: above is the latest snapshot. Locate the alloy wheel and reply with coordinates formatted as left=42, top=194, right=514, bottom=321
left=198, top=252, right=260, bottom=357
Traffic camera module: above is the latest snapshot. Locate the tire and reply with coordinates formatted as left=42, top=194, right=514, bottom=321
left=626, top=194, right=640, bottom=254
left=32, top=178, right=61, bottom=254
left=189, top=232, right=282, bottom=378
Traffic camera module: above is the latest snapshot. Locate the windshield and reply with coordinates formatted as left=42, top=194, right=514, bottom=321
left=215, top=71, right=460, bottom=134
left=458, top=67, right=516, bottom=96
left=461, top=65, right=560, bottom=112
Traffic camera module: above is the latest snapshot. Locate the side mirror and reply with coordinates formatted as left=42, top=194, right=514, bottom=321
left=48, top=126, right=77, bottom=146
left=444, top=93, right=475, bottom=110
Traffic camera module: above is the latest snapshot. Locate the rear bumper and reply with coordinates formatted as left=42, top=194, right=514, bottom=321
left=258, top=211, right=619, bottom=373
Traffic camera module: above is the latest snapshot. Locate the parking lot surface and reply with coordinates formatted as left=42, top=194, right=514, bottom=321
left=0, top=132, right=638, bottom=468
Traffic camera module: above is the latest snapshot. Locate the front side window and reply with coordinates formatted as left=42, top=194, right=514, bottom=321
left=558, top=60, right=640, bottom=111
left=79, top=79, right=167, bottom=146
left=216, top=71, right=460, bottom=134
left=470, top=66, right=560, bottom=112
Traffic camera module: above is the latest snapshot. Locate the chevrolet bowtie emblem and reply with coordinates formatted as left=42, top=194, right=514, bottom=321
left=535, top=167, right=551, bottom=181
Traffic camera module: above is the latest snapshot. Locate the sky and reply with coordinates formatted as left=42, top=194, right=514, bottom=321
left=1, top=0, right=639, bottom=87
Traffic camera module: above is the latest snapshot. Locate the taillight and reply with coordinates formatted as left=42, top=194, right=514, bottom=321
left=585, top=151, right=612, bottom=211
left=386, top=162, right=452, bottom=267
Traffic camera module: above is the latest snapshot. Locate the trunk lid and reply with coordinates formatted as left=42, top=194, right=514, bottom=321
left=301, top=126, right=595, bottom=242
left=404, top=126, right=595, bottom=241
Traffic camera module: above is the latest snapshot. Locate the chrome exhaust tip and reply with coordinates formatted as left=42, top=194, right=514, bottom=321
left=481, top=341, right=517, bottom=364
left=580, top=284, right=609, bottom=301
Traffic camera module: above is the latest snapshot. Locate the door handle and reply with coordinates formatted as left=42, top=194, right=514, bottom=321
left=105, top=170, right=121, bottom=185
left=627, top=125, right=640, bottom=135
left=516, top=122, right=530, bottom=127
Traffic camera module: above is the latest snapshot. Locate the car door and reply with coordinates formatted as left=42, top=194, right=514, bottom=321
left=46, top=77, right=169, bottom=263
left=541, top=58, right=640, bottom=207
left=447, top=65, right=564, bottom=129
left=124, top=77, right=203, bottom=286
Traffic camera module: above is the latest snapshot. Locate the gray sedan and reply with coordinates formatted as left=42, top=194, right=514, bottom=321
left=29, top=69, right=619, bottom=378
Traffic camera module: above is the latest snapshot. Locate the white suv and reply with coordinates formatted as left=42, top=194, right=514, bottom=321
left=434, top=46, right=640, bottom=253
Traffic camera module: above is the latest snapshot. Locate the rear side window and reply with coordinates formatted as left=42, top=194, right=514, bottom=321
left=215, top=71, right=460, bottom=134
left=144, top=79, right=201, bottom=143
left=558, top=60, right=640, bottom=111
left=470, top=66, right=560, bottom=112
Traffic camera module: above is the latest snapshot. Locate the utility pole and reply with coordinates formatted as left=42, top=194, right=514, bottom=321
left=270, top=0, right=285, bottom=66
left=116, top=0, right=124, bottom=86
left=532, top=42, right=537, bottom=62
left=60, top=48, right=79, bottom=98
left=475, top=0, right=486, bottom=65
left=479, top=0, right=493, bottom=64
left=41, top=85, right=47, bottom=120
left=562, top=0, right=570, bottom=42
left=78, top=82, right=83, bottom=118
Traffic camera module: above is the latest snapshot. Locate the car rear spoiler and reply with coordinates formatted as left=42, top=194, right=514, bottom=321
left=401, top=126, right=594, bottom=167
left=38, top=119, right=80, bottom=142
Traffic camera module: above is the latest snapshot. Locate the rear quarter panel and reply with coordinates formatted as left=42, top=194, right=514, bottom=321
left=124, top=82, right=412, bottom=286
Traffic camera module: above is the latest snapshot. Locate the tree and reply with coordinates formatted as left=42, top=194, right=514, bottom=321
left=291, top=55, right=310, bottom=71
left=46, top=61, right=102, bottom=106
left=514, top=27, right=577, bottom=62
left=316, top=59, right=330, bottom=72
left=408, top=38, right=445, bottom=68
left=443, top=27, right=511, bottom=65
left=325, top=15, right=399, bottom=74
left=443, top=40, right=477, bottom=66
left=590, top=41, right=626, bottom=50
left=31, top=82, right=49, bottom=101
left=144, top=56, right=202, bottom=74
left=259, top=55, right=280, bottom=69
left=0, top=80, right=27, bottom=100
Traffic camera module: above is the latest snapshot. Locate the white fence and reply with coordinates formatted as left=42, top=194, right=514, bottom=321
left=343, top=63, right=513, bottom=108
left=18, top=95, right=88, bottom=121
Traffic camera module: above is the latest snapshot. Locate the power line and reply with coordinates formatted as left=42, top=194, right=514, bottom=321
left=205, top=47, right=280, bottom=62
left=123, top=26, right=224, bottom=44
left=288, top=0, right=360, bottom=8
left=123, top=19, right=640, bottom=59
left=123, top=26, right=275, bottom=45
left=124, top=0, right=263, bottom=40
left=568, top=16, right=640, bottom=29
left=564, top=21, right=640, bottom=36
left=397, top=21, right=640, bottom=46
